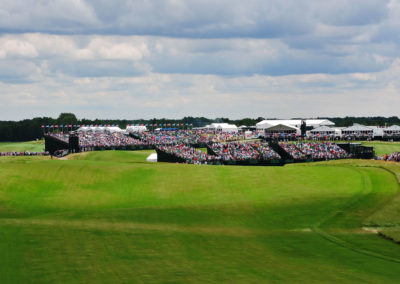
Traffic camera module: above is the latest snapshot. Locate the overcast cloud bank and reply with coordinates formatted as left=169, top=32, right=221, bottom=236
left=0, top=0, right=399, bottom=119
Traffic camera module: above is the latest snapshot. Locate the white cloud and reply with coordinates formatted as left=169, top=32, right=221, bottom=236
left=0, top=1, right=400, bottom=119
left=1, top=63, right=400, bottom=120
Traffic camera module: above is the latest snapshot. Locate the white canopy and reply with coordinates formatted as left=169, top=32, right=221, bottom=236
left=263, top=124, right=299, bottom=134
left=310, top=126, right=335, bottom=133
left=342, top=124, right=373, bottom=132
left=384, top=125, right=400, bottom=131
left=256, top=119, right=334, bottom=129
left=206, top=123, right=238, bottom=132
left=126, top=125, right=148, bottom=132
left=77, top=126, right=122, bottom=133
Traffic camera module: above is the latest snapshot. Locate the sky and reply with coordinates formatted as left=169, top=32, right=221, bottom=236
left=1, top=0, right=400, bottom=120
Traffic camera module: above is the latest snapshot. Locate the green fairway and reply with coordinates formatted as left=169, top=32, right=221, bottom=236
left=0, top=140, right=45, bottom=152
left=1, top=151, right=400, bottom=283
left=361, top=141, right=400, bottom=156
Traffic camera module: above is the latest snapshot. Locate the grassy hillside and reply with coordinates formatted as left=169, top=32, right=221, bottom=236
left=1, top=151, right=400, bottom=283
left=0, top=140, right=45, bottom=152
left=361, top=141, right=400, bottom=156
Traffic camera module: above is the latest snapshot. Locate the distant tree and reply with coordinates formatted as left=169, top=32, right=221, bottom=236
left=57, top=113, right=78, bottom=125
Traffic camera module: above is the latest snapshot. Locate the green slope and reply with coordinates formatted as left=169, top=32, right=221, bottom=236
left=1, top=152, right=400, bottom=283
left=0, top=140, right=45, bottom=152
left=362, top=141, right=400, bottom=156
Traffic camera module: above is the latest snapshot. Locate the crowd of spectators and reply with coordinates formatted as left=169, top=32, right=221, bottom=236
left=0, top=151, right=49, bottom=156
left=379, top=152, right=400, bottom=162
left=134, top=130, right=245, bottom=145
left=50, top=131, right=146, bottom=149
left=43, top=130, right=351, bottom=164
left=210, top=141, right=280, bottom=161
left=251, top=142, right=281, bottom=160
left=157, top=144, right=220, bottom=164
left=341, top=133, right=373, bottom=141
left=280, top=142, right=348, bottom=160
left=263, top=133, right=299, bottom=140
left=211, top=142, right=260, bottom=161
left=308, top=134, right=337, bottom=141
left=280, top=142, right=306, bottom=160
left=78, top=132, right=145, bottom=148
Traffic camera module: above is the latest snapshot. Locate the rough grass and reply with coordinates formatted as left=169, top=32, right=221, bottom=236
left=1, top=151, right=400, bottom=283
left=0, top=140, right=45, bottom=152
left=361, top=141, right=400, bottom=156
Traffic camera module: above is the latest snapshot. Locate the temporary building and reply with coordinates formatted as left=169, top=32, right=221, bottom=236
left=342, top=124, right=373, bottom=135
left=126, top=125, right=148, bottom=132
left=256, top=119, right=334, bottom=130
left=263, top=124, right=299, bottom=135
left=383, top=125, right=400, bottom=136
left=310, top=126, right=335, bottom=135
left=206, top=123, right=238, bottom=132
left=106, top=126, right=123, bottom=133
left=76, top=126, right=122, bottom=133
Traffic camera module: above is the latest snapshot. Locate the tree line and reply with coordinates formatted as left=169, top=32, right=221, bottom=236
left=1, top=113, right=400, bottom=142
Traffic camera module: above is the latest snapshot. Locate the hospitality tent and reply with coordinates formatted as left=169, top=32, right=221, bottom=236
left=383, top=125, right=400, bottom=137
left=256, top=119, right=334, bottom=130
left=77, top=126, right=123, bottom=133
left=126, top=125, right=147, bottom=132
left=263, top=124, right=299, bottom=135
left=342, top=124, right=373, bottom=136
left=310, top=126, right=335, bottom=135
left=205, top=123, right=238, bottom=132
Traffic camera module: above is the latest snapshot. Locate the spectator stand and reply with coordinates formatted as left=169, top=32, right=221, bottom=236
left=383, top=125, right=400, bottom=141
left=341, top=124, right=373, bottom=141
left=309, top=126, right=336, bottom=141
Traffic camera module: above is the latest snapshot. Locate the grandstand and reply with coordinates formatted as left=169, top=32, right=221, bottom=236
left=37, top=121, right=400, bottom=164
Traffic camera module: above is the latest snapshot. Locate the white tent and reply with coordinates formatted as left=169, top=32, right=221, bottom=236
left=383, top=125, right=400, bottom=136
left=263, top=124, right=300, bottom=135
left=126, top=125, right=148, bottom=132
left=310, top=126, right=335, bottom=134
left=207, top=123, right=238, bottom=132
left=342, top=124, right=373, bottom=133
left=256, top=119, right=334, bottom=129
left=77, top=126, right=90, bottom=132
left=106, top=126, right=123, bottom=133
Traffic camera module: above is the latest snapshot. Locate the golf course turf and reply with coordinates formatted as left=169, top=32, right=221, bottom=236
left=1, top=149, right=400, bottom=282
